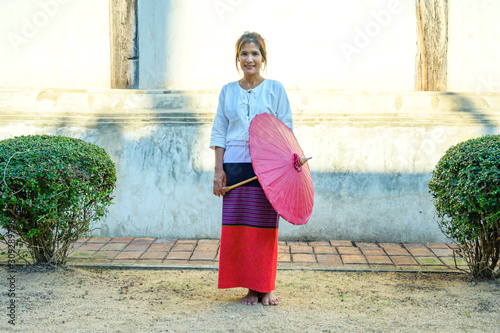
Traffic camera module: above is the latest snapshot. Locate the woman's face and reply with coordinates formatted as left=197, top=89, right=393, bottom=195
left=238, top=42, right=265, bottom=76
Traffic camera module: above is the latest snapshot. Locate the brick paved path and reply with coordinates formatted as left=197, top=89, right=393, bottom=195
left=0, top=237, right=466, bottom=272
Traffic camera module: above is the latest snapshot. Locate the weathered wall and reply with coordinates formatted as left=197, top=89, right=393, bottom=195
left=1, top=89, right=499, bottom=242
left=1, top=0, right=500, bottom=242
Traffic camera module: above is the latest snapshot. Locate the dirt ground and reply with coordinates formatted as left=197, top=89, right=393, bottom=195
left=1, top=266, right=499, bottom=333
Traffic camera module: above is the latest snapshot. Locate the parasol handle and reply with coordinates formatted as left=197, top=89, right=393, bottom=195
left=223, top=157, right=311, bottom=192
left=222, top=176, right=258, bottom=192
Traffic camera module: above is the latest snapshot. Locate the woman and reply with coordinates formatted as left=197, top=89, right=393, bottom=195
left=210, top=32, right=293, bottom=306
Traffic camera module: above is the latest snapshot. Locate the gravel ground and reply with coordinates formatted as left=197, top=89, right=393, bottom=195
left=1, top=266, right=499, bottom=332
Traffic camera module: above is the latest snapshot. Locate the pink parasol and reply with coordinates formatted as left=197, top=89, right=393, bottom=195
left=223, top=113, right=314, bottom=225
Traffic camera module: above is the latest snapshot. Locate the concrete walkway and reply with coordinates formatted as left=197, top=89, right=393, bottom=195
left=5, top=237, right=465, bottom=273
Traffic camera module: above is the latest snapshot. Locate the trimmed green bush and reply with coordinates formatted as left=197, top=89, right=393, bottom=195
left=428, top=135, right=500, bottom=279
left=0, top=135, right=116, bottom=265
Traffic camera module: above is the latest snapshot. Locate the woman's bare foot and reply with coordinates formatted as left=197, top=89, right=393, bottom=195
left=261, top=292, right=279, bottom=306
left=241, top=289, right=259, bottom=305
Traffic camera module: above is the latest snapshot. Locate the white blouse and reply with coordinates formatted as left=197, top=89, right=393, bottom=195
left=209, top=79, right=293, bottom=163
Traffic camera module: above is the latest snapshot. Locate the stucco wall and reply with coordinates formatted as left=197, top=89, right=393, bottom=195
left=2, top=89, right=499, bottom=242
left=1, top=0, right=499, bottom=92
left=138, top=0, right=417, bottom=91
left=447, top=0, right=500, bottom=92
left=0, top=0, right=110, bottom=89
left=1, top=1, right=500, bottom=242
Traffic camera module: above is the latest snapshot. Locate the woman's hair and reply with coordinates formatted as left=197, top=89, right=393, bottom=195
left=235, top=31, right=267, bottom=71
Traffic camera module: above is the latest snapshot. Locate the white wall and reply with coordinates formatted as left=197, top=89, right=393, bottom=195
left=139, top=0, right=417, bottom=91
left=0, top=0, right=110, bottom=89
left=447, top=0, right=500, bottom=92
left=3, top=89, right=499, bottom=242
left=1, top=0, right=499, bottom=92
left=1, top=1, right=500, bottom=242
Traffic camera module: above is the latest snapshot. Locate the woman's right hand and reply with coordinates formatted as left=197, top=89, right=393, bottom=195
left=213, top=167, right=227, bottom=197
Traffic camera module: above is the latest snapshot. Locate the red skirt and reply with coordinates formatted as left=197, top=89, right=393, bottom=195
left=218, top=163, right=279, bottom=293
